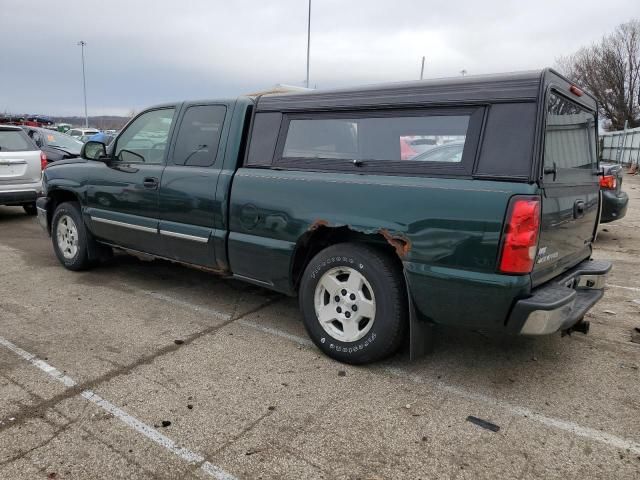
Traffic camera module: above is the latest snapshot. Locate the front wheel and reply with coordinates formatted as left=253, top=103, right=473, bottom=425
left=299, top=243, right=407, bottom=364
left=51, top=201, right=92, bottom=271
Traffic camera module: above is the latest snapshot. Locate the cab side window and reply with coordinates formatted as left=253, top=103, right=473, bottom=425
left=172, top=105, right=226, bottom=167
left=114, top=109, right=175, bottom=164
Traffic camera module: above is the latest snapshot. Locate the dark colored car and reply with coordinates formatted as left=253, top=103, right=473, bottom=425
left=36, top=69, right=611, bottom=364
left=22, top=126, right=84, bottom=163
left=599, top=162, right=628, bottom=223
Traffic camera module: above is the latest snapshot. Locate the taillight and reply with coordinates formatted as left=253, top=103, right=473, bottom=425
left=40, top=151, right=48, bottom=170
left=599, top=175, right=617, bottom=190
left=499, top=196, right=541, bottom=274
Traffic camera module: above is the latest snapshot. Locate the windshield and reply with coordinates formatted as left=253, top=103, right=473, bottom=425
left=44, top=131, right=84, bottom=153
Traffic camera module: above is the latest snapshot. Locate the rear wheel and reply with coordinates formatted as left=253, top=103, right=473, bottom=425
left=51, top=201, right=92, bottom=271
left=23, top=203, right=37, bottom=215
left=299, top=243, right=407, bottom=364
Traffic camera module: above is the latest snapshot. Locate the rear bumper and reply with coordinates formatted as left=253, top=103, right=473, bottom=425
left=600, top=190, right=628, bottom=223
left=508, top=259, right=612, bottom=335
left=0, top=188, right=39, bottom=205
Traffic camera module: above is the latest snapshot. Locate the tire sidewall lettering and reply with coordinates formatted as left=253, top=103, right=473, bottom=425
left=310, top=255, right=358, bottom=280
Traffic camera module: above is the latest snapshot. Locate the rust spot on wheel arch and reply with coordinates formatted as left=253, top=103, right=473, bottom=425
left=308, top=219, right=330, bottom=231
left=378, top=229, right=412, bottom=258
left=306, top=220, right=411, bottom=258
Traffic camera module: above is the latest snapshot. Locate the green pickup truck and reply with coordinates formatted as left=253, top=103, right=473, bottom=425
left=37, top=68, right=611, bottom=364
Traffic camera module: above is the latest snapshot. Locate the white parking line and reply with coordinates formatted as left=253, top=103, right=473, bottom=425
left=383, top=367, right=640, bottom=455
left=137, top=290, right=640, bottom=455
left=237, top=319, right=314, bottom=347
left=0, top=336, right=236, bottom=480
left=138, top=289, right=232, bottom=320
left=252, top=323, right=640, bottom=454
left=239, top=316, right=640, bottom=454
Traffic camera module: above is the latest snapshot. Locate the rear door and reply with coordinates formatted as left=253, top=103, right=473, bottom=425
left=0, top=128, right=41, bottom=185
left=533, top=91, right=600, bottom=285
left=157, top=102, right=230, bottom=267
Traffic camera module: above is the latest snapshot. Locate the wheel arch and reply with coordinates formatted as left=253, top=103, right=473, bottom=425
left=290, top=225, right=405, bottom=292
left=290, top=224, right=432, bottom=360
left=45, top=188, right=82, bottom=233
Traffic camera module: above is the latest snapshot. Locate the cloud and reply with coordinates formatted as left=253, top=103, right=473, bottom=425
left=0, top=0, right=636, bottom=116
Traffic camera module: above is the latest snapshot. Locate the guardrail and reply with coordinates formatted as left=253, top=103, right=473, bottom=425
left=601, top=126, right=640, bottom=166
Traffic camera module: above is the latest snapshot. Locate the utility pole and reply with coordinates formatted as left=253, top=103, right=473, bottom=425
left=305, top=0, right=311, bottom=88
left=77, top=40, right=88, bottom=127
left=420, top=56, right=425, bottom=80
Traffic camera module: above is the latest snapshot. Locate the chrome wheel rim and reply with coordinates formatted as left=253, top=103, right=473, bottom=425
left=314, top=266, right=376, bottom=342
left=56, top=215, right=78, bottom=259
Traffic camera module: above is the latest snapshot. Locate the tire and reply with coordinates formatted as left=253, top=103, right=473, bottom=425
left=299, top=243, right=407, bottom=364
left=23, top=203, right=37, bottom=215
left=51, top=201, right=93, bottom=271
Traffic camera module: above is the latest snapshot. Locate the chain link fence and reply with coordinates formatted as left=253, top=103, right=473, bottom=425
left=600, top=126, right=640, bottom=166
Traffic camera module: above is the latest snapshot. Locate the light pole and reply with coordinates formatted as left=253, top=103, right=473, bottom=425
left=305, top=0, right=311, bottom=88
left=77, top=40, right=88, bottom=127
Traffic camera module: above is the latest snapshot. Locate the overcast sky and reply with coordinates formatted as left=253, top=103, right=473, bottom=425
left=0, top=0, right=637, bottom=116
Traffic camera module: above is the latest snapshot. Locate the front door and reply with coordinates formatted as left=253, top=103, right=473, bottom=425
left=158, top=103, right=228, bottom=267
left=85, top=107, right=176, bottom=254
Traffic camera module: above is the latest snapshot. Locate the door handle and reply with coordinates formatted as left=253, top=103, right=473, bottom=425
left=143, top=177, right=159, bottom=189
left=543, top=162, right=557, bottom=182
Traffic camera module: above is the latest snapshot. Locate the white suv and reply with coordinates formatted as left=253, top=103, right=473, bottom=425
left=0, top=125, right=44, bottom=215
left=67, top=128, right=100, bottom=139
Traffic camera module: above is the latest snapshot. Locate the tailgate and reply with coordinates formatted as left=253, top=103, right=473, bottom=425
left=532, top=91, right=600, bottom=287
left=0, top=150, right=42, bottom=184
left=0, top=128, right=41, bottom=184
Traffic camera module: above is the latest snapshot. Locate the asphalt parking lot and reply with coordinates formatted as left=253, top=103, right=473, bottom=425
left=1, top=180, right=640, bottom=480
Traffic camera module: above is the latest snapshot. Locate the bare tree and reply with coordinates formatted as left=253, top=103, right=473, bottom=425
left=557, top=20, right=640, bottom=131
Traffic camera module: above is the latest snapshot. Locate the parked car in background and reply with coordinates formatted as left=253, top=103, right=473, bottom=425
left=22, top=126, right=84, bottom=163
left=68, top=128, right=100, bottom=139
left=88, top=131, right=116, bottom=145
left=0, top=125, right=44, bottom=215
left=37, top=69, right=611, bottom=364
left=407, top=137, right=437, bottom=154
left=600, top=162, right=629, bottom=223
left=413, top=142, right=464, bottom=162
left=25, top=115, right=55, bottom=128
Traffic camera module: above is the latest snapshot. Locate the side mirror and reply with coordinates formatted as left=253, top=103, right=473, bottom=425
left=82, top=141, right=107, bottom=161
